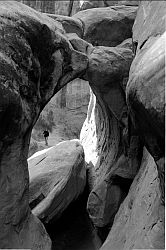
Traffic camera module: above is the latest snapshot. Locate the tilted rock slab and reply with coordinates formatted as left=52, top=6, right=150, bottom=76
left=0, top=1, right=88, bottom=249
left=28, top=140, right=86, bottom=223
left=100, top=148, right=164, bottom=250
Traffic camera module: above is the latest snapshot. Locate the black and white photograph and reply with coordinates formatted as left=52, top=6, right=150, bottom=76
left=0, top=0, right=165, bottom=249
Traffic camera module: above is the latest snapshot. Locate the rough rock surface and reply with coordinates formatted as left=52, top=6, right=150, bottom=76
left=0, top=1, right=88, bottom=249
left=73, top=6, right=137, bottom=46
left=78, top=1, right=165, bottom=248
left=100, top=148, right=165, bottom=250
left=28, top=140, right=86, bottom=223
left=79, top=2, right=164, bottom=247
left=126, top=1, right=165, bottom=203
left=29, top=11, right=90, bottom=150
left=81, top=42, right=143, bottom=231
left=77, top=10, right=143, bottom=231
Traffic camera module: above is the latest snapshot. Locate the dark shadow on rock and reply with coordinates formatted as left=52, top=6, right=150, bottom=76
left=44, top=175, right=102, bottom=250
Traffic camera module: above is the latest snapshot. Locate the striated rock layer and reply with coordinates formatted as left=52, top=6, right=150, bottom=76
left=0, top=1, right=88, bottom=249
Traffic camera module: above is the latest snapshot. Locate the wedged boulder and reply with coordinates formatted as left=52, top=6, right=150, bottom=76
left=84, top=45, right=134, bottom=123
left=28, top=140, right=86, bottom=223
left=73, top=6, right=137, bottom=46
left=100, top=148, right=165, bottom=250
left=126, top=1, right=165, bottom=202
left=66, top=33, right=94, bottom=55
left=0, top=1, right=88, bottom=249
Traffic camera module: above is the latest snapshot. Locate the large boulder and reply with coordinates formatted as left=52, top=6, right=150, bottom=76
left=126, top=1, right=165, bottom=203
left=73, top=6, right=137, bottom=46
left=100, top=148, right=165, bottom=250
left=0, top=1, right=88, bottom=249
left=28, top=140, right=86, bottom=223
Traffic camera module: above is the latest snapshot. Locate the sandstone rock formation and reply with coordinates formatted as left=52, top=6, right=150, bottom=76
left=100, top=149, right=165, bottom=250
left=0, top=1, right=165, bottom=249
left=28, top=140, right=86, bottom=223
left=81, top=41, right=143, bottom=235
left=74, top=6, right=142, bottom=233
left=79, top=1, right=165, bottom=248
left=0, top=1, right=88, bottom=249
left=126, top=1, right=165, bottom=204
left=29, top=10, right=90, bottom=150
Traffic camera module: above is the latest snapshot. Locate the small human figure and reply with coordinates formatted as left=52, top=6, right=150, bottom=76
left=43, top=130, right=49, bottom=146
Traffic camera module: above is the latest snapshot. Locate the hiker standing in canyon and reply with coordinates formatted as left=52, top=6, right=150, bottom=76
left=43, top=130, right=49, bottom=146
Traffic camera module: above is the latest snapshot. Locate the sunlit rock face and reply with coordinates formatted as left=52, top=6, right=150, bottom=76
left=0, top=1, right=88, bottom=249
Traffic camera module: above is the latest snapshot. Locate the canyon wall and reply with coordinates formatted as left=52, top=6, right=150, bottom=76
left=79, top=1, right=165, bottom=248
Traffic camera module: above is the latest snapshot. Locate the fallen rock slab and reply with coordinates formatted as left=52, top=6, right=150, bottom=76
left=28, top=140, right=86, bottom=223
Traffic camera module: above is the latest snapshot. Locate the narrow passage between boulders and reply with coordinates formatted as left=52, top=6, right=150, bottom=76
left=45, top=186, right=102, bottom=250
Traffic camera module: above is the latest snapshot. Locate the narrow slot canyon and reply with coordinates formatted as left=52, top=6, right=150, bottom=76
left=0, top=1, right=165, bottom=250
